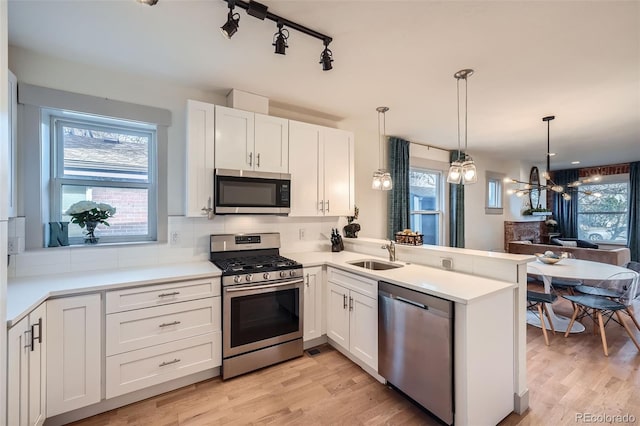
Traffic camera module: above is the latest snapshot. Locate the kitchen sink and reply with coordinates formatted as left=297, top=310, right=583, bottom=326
left=347, top=259, right=404, bottom=270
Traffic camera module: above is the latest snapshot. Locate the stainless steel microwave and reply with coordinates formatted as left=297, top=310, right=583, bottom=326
left=214, top=169, right=291, bottom=215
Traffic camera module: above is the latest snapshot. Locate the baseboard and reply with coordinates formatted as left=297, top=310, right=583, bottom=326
left=44, top=368, right=220, bottom=426
left=514, top=389, right=529, bottom=414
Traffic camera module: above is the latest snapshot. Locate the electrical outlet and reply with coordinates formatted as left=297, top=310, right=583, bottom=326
left=441, top=257, right=453, bottom=270
left=7, top=237, right=17, bottom=254
left=170, top=231, right=180, bottom=245
left=299, top=228, right=305, bottom=240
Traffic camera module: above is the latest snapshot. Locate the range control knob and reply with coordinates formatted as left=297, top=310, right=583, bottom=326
left=279, top=271, right=287, bottom=278
left=289, top=270, right=296, bottom=277
left=233, top=275, right=242, bottom=284
left=245, top=274, right=253, bottom=282
left=263, top=272, right=270, bottom=280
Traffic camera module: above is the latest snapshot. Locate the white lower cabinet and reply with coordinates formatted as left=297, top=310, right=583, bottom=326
left=46, top=294, right=102, bottom=417
left=7, top=302, right=46, bottom=426
left=303, top=266, right=323, bottom=342
left=106, top=332, right=221, bottom=398
left=326, top=268, right=378, bottom=371
left=105, top=280, right=222, bottom=398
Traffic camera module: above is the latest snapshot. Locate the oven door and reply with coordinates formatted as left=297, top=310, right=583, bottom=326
left=223, top=278, right=303, bottom=358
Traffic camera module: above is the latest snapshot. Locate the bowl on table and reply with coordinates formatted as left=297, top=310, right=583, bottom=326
left=535, top=252, right=562, bottom=265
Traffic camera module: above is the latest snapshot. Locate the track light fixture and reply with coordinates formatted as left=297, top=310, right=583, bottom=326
left=220, top=2, right=240, bottom=39
left=319, top=39, right=333, bottom=71
left=273, top=23, right=289, bottom=55
left=221, top=0, right=334, bottom=71
left=137, top=0, right=159, bottom=5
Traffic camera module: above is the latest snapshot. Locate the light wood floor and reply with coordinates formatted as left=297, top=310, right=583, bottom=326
left=71, top=297, right=640, bottom=426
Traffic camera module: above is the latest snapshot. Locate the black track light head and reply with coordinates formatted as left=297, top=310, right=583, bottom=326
left=221, top=5, right=240, bottom=39
left=273, top=23, right=289, bottom=55
left=137, top=0, right=159, bottom=5
left=319, top=40, right=333, bottom=71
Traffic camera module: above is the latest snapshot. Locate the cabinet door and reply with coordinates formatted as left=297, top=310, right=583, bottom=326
left=7, top=317, right=29, bottom=426
left=303, top=266, right=323, bottom=341
left=349, top=291, right=378, bottom=371
left=322, top=128, right=354, bottom=217
left=47, top=294, right=102, bottom=417
left=326, top=282, right=350, bottom=350
left=254, top=114, right=289, bottom=173
left=7, top=69, right=17, bottom=218
left=289, top=120, right=321, bottom=216
left=185, top=100, right=216, bottom=217
left=28, top=303, right=47, bottom=426
left=215, top=105, right=255, bottom=171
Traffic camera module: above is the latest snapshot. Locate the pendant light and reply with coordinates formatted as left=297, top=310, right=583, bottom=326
left=447, top=69, right=477, bottom=185
left=504, top=115, right=602, bottom=200
left=372, top=107, right=392, bottom=190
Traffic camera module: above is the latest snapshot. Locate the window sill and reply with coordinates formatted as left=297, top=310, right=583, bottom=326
left=37, top=240, right=163, bottom=252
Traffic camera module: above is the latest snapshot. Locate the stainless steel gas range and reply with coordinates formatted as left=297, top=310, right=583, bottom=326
left=210, top=233, right=304, bottom=380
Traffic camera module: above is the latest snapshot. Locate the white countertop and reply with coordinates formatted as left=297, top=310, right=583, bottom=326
left=7, top=249, right=518, bottom=328
left=283, top=250, right=517, bottom=305
left=7, top=261, right=221, bottom=326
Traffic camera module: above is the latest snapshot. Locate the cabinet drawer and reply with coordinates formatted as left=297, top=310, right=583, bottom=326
left=106, top=331, right=221, bottom=398
left=106, top=278, right=220, bottom=313
left=327, top=267, right=377, bottom=298
left=106, top=297, right=221, bottom=356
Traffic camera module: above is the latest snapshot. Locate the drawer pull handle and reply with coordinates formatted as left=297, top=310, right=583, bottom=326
left=159, top=321, right=181, bottom=328
left=158, top=291, right=180, bottom=298
left=159, top=358, right=181, bottom=367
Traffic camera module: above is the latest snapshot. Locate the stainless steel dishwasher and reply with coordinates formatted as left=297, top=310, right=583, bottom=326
left=378, top=281, right=454, bottom=425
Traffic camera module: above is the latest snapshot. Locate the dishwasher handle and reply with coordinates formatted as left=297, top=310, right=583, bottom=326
left=395, top=295, right=427, bottom=310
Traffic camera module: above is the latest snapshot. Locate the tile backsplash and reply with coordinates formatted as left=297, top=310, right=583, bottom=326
left=8, top=215, right=342, bottom=278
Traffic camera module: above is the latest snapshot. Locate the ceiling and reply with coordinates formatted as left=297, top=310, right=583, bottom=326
left=7, top=0, right=640, bottom=169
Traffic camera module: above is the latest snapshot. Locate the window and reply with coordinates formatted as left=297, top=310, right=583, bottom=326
left=577, top=175, right=629, bottom=244
left=409, top=168, right=443, bottom=245
left=485, top=171, right=504, bottom=214
left=51, top=115, right=157, bottom=244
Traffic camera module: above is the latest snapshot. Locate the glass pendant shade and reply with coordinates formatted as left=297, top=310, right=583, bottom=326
left=371, top=170, right=383, bottom=189
left=447, top=161, right=462, bottom=184
left=381, top=171, right=393, bottom=190
left=461, top=159, right=477, bottom=184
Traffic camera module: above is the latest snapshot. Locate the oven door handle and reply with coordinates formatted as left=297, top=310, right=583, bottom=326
left=225, top=279, right=304, bottom=292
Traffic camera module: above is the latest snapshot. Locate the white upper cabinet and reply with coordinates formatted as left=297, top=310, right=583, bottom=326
left=322, top=128, right=354, bottom=217
left=185, top=100, right=215, bottom=217
left=214, top=105, right=254, bottom=171
left=215, top=106, right=288, bottom=173
left=289, top=120, right=354, bottom=217
left=289, top=121, right=321, bottom=216
left=254, top=113, right=289, bottom=173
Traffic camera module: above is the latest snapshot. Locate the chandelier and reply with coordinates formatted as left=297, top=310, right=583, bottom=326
left=505, top=115, right=601, bottom=202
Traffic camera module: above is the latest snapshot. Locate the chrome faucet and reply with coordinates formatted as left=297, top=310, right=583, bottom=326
left=382, top=240, right=396, bottom=262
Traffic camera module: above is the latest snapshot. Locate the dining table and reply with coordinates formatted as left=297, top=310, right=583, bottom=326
left=526, top=258, right=633, bottom=333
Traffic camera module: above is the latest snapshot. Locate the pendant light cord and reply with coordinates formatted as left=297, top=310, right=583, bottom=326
left=464, top=76, right=468, bottom=155
left=378, top=109, right=382, bottom=170
left=456, top=78, right=461, bottom=161
left=546, top=119, right=551, bottom=176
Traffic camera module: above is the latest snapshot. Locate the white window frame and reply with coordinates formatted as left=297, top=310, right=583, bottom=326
left=50, top=115, right=158, bottom=244
left=485, top=171, right=505, bottom=214
left=409, top=167, right=444, bottom=245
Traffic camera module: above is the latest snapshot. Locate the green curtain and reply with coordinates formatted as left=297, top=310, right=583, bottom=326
left=387, top=137, right=410, bottom=239
left=448, top=151, right=465, bottom=248
left=629, top=162, right=639, bottom=261
left=551, top=169, right=579, bottom=238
